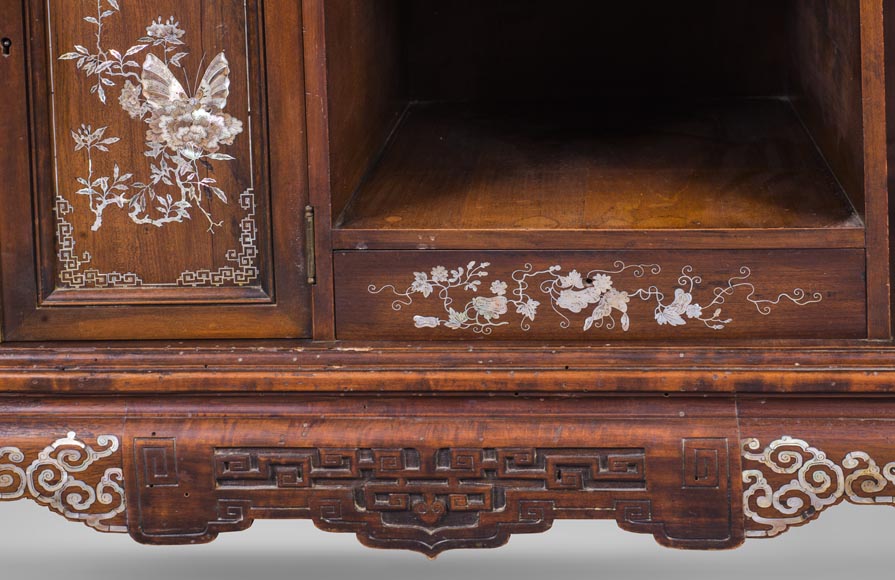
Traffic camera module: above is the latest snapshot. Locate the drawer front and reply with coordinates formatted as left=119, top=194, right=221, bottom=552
left=335, top=250, right=866, bottom=340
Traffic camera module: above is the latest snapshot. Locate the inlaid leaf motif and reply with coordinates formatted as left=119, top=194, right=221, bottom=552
left=59, top=0, right=245, bottom=233
left=369, top=262, right=823, bottom=335
left=53, top=0, right=261, bottom=291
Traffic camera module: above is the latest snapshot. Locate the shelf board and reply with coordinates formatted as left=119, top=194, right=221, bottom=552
left=334, top=100, right=863, bottom=250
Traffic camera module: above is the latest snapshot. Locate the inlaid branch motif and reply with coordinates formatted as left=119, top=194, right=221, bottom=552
left=59, top=0, right=244, bottom=233
left=369, top=262, right=822, bottom=334
left=0, top=432, right=125, bottom=533
left=742, top=437, right=895, bottom=538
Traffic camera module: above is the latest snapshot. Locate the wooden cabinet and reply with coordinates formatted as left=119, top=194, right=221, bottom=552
left=2, top=0, right=895, bottom=559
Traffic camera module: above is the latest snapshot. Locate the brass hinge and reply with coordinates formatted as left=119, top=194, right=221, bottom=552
left=304, top=205, right=317, bottom=285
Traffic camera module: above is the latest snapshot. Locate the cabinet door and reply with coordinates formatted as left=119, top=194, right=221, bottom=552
left=0, top=0, right=311, bottom=340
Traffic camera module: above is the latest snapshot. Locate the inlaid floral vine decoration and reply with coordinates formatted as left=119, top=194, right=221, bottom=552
left=369, top=262, right=822, bottom=334
left=60, top=1, right=245, bottom=232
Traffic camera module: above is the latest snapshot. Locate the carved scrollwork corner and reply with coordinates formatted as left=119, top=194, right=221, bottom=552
left=0, top=432, right=126, bottom=533
left=741, top=436, right=895, bottom=538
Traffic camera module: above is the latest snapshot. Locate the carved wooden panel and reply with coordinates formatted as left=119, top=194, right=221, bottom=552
left=1, top=0, right=311, bottom=339
left=135, top=438, right=179, bottom=488
left=135, top=441, right=736, bottom=556
left=211, top=447, right=647, bottom=555
left=121, top=397, right=743, bottom=555
left=683, top=438, right=728, bottom=489
left=14, top=396, right=895, bottom=555
left=740, top=436, right=895, bottom=537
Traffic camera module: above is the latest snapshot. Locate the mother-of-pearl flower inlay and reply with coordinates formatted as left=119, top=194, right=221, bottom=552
left=53, top=0, right=260, bottom=290
left=369, top=262, right=822, bottom=334
left=59, top=1, right=245, bottom=232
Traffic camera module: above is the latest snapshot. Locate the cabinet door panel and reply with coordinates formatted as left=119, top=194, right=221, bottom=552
left=1, top=0, right=311, bottom=340
left=46, top=0, right=267, bottom=301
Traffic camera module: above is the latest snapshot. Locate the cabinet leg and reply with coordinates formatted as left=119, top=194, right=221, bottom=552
left=0, top=423, right=127, bottom=533
left=739, top=397, right=895, bottom=540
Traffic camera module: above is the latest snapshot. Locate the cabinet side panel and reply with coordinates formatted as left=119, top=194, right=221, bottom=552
left=324, top=0, right=405, bottom=219
left=885, top=0, right=895, bottom=337
left=862, top=0, right=891, bottom=338
left=790, top=0, right=890, bottom=338
left=789, top=0, right=865, bottom=213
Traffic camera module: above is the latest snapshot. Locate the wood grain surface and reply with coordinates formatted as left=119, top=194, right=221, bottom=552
left=44, top=0, right=268, bottom=296
left=335, top=101, right=863, bottom=249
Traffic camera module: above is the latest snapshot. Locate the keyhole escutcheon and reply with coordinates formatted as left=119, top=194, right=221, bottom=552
left=1, top=38, right=12, bottom=57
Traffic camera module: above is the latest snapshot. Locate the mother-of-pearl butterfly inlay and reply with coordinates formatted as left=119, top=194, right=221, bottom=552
left=59, top=1, right=245, bottom=233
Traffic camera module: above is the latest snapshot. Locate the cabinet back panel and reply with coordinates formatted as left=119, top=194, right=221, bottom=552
left=404, top=0, right=789, bottom=101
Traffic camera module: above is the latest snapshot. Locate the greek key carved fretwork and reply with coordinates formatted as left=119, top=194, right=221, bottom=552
left=135, top=438, right=179, bottom=488
left=683, top=438, right=728, bottom=489
left=211, top=447, right=646, bottom=556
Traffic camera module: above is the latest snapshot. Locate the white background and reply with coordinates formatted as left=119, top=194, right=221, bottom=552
left=0, top=500, right=888, bottom=579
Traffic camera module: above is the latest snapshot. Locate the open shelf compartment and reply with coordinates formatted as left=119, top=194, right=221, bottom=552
left=334, top=99, right=862, bottom=250
left=320, top=1, right=874, bottom=252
